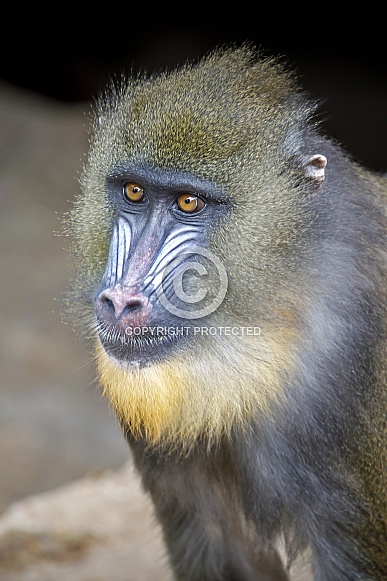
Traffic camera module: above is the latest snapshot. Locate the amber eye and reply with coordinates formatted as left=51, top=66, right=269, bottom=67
left=124, top=182, right=145, bottom=202
left=177, top=194, right=205, bottom=214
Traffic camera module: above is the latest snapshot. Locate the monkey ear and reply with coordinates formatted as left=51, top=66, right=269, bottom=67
left=302, top=154, right=327, bottom=184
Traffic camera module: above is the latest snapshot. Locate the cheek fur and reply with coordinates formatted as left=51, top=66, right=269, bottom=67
left=95, top=323, right=299, bottom=449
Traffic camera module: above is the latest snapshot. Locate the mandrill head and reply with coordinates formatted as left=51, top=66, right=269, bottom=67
left=68, top=45, right=326, bottom=448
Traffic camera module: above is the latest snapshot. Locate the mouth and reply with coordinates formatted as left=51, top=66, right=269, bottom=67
left=95, top=318, right=189, bottom=367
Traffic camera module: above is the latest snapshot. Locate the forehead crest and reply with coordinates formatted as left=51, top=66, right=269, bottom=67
left=94, top=46, right=303, bottom=176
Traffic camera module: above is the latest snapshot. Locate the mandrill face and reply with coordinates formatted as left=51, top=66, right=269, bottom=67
left=93, top=166, right=229, bottom=369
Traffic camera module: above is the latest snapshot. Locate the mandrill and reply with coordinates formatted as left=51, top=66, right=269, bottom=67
left=67, top=45, right=387, bottom=580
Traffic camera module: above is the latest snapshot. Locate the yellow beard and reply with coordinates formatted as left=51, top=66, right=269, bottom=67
left=95, top=328, right=297, bottom=449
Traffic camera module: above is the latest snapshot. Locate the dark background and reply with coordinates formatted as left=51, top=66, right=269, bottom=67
left=1, top=18, right=386, bottom=172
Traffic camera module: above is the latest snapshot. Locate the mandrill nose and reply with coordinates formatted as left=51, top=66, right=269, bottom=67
left=96, top=285, right=151, bottom=326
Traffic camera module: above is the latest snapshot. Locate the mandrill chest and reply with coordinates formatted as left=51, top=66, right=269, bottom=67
left=128, top=425, right=306, bottom=580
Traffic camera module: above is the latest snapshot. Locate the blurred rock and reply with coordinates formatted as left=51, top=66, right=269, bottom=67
left=0, top=462, right=172, bottom=581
